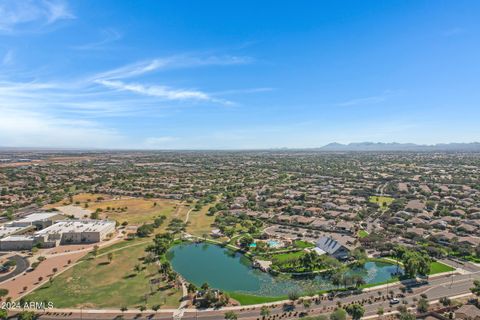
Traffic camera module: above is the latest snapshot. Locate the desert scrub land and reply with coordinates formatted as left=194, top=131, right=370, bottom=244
left=46, top=193, right=189, bottom=227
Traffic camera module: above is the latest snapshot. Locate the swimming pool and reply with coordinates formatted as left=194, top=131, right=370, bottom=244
left=267, top=240, right=281, bottom=248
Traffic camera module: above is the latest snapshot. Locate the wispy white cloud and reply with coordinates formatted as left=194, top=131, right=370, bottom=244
left=0, top=52, right=259, bottom=147
left=0, top=0, right=75, bottom=33
left=93, top=54, right=252, bottom=80
left=0, top=108, right=124, bottom=148
left=0, top=80, right=155, bottom=117
left=337, top=91, right=397, bottom=107
left=72, top=28, right=122, bottom=50
left=42, top=0, right=74, bottom=24
left=96, top=79, right=232, bottom=105
left=88, top=54, right=250, bottom=105
left=1, top=49, right=15, bottom=66
left=214, top=87, right=275, bottom=95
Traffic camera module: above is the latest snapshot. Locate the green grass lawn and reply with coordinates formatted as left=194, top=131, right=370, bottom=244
left=385, top=257, right=455, bottom=276
left=269, top=251, right=304, bottom=263
left=369, top=196, right=394, bottom=210
left=229, top=292, right=286, bottom=305
left=429, top=261, right=455, bottom=274
left=82, top=237, right=150, bottom=260
left=463, top=255, right=480, bottom=263
left=186, top=203, right=216, bottom=237
left=25, top=241, right=182, bottom=309
left=357, top=230, right=369, bottom=238
left=294, top=240, right=315, bottom=248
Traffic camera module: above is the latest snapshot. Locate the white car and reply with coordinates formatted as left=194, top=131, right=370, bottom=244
left=389, top=299, right=400, bottom=305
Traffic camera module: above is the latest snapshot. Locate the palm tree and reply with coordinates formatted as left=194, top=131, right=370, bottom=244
left=331, top=272, right=342, bottom=288
left=92, top=245, right=99, bottom=258
left=303, top=299, right=312, bottom=310
left=354, top=275, right=366, bottom=288
left=159, top=261, right=171, bottom=278
left=260, top=306, right=270, bottom=318
left=187, top=283, right=197, bottom=297
left=134, top=264, right=142, bottom=274
left=224, top=311, right=238, bottom=320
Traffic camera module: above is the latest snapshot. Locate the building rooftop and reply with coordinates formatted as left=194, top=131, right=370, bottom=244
left=0, top=226, right=28, bottom=238
left=316, top=236, right=345, bottom=255
left=35, top=219, right=115, bottom=236
left=15, top=212, right=59, bottom=223
left=0, top=235, right=35, bottom=242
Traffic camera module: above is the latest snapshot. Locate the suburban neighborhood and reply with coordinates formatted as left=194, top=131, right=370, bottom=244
left=0, top=150, right=480, bottom=320
left=1, top=1, right=480, bottom=319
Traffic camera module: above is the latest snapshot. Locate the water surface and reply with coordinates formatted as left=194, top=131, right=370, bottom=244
left=168, top=243, right=400, bottom=296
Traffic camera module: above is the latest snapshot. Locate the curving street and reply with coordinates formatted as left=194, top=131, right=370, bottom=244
left=0, top=254, right=29, bottom=283
left=9, top=264, right=480, bottom=320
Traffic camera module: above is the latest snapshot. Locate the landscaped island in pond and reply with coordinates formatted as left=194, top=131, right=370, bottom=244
left=168, top=242, right=402, bottom=299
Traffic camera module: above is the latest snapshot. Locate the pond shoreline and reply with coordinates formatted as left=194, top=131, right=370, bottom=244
left=168, top=241, right=403, bottom=301
left=181, top=237, right=398, bottom=278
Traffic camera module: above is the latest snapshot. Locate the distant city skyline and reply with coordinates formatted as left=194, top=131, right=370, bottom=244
left=1, top=1, right=480, bottom=149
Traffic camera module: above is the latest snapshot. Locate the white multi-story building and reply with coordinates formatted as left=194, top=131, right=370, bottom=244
left=0, top=219, right=116, bottom=250
left=9, top=212, right=64, bottom=229
left=34, top=220, right=116, bottom=247
left=0, top=235, right=35, bottom=250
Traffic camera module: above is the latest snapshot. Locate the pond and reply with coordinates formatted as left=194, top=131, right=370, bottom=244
left=167, top=243, right=402, bottom=297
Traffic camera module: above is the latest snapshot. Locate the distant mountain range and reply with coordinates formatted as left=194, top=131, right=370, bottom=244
left=1, top=142, right=480, bottom=152
left=318, top=142, right=480, bottom=152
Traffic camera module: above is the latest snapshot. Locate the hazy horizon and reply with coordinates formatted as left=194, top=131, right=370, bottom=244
left=1, top=1, right=479, bottom=149
left=1, top=141, right=480, bottom=152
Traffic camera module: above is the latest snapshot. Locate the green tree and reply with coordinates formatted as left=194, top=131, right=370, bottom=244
left=397, top=247, right=430, bottom=278
left=346, top=304, right=365, bottom=320
left=134, top=264, right=142, bottom=274
left=303, top=299, right=312, bottom=310
left=330, top=308, right=347, bottom=320
left=417, top=298, right=429, bottom=313
left=187, top=283, right=197, bottom=294
left=398, top=311, right=416, bottom=320
left=239, top=235, right=254, bottom=249
left=17, top=311, right=37, bottom=320
left=0, top=289, right=8, bottom=298
left=471, top=280, right=480, bottom=296
left=260, top=305, right=270, bottom=318
left=288, top=290, right=300, bottom=302
left=92, top=245, right=99, bottom=258
left=224, top=311, right=238, bottom=320
left=377, top=307, right=384, bottom=316
left=0, top=309, right=7, bottom=320
left=137, top=224, right=154, bottom=237
left=439, top=297, right=451, bottom=306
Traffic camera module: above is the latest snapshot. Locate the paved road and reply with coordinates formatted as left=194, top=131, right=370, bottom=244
left=0, top=254, right=29, bottom=283
left=181, top=274, right=477, bottom=320
left=11, top=271, right=478, bottom=320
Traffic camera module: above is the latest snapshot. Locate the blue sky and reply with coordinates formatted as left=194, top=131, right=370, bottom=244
left=0, top=0, right=479, bottom=149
